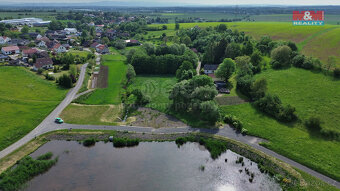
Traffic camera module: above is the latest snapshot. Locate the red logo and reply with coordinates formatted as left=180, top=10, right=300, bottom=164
left=293, top=11, right=324, bottom=21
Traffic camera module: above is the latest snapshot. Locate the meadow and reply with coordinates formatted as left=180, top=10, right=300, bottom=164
left=78, top=49, right=127, bottom=105
left=127, top=75, right=177, bottom=112
left=220, top=67, right=340, bottom=181
left=0, top=67, right=67, bottom=151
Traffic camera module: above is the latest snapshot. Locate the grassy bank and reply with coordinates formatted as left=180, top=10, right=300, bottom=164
left=0, top=67, right=67, bottom=151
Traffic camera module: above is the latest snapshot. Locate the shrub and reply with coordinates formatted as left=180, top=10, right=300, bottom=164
left=236, top=75, right=254, bottom=98
left=278, top=104, right=297, bottom=122
left=57, top=74, right=73, bottom=88
left=270, top=45, right=292, bottom=69
left=36, top=152, right=53, bottom=160
left=223, top=115, right=243, bottom=131
left=83, top=138, right=96, bottom=146
left=334, top=67, right=340, bottom=78
left=292, top=55, right=305, bottom=68
left=113, top=137, right=139, bottom=147
left=305, top=116, right=322, bottom=131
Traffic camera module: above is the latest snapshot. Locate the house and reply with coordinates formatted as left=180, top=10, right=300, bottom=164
left=0, top=54, right=10, bottom=62
left=90, top=42, right=100, bottom=49
left=64, top=28, right=77, bottom=34
left=33, top=57, right=53, bottom=71
left=204, top=64, right=219, bottom=74
left=22, top=48, right=38, bottom=57
left=51, top=43, right=67, bottom=53
left=214, top=81, right=230, bottom=94
left=62, top=44, right=71, bottom=50
left=8, top=39, right=30, bottom=46
left=125, top=39, right=140, bottom=46
left=0, top=36, right=11, bottom=44
left=1, top=46, right=20, bottom=55
left=95, top=44, right=109, bottom=54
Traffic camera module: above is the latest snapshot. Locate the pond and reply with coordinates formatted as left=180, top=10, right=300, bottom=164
left=24, top=141, right=281, bottom=191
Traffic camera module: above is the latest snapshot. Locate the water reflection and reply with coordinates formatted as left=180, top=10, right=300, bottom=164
left=24, top=140, right=281, bottom=191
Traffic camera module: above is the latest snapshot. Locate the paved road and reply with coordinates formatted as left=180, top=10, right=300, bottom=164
left=0, top=61, right=339, bottom=189
left=0, top=63, right=88, bottom=160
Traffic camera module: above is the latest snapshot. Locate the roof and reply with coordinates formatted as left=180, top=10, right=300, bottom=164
left=34, top=57, right=53, bottom=68
left=52, top=43, right=62, bottom=49
left=204, top=64, right=219, bottom=70
left=96, top=44, right=106, bottom=50
left=2, top=46, right=19, bottom=52
left=23, top=48, right=38, bottom=55
left=90, top=42, right=100, bottom=48
left=0, top=54, right=9, bottom=59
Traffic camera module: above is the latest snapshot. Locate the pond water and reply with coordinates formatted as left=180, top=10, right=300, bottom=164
left=24, top=141, right=281, bottom=191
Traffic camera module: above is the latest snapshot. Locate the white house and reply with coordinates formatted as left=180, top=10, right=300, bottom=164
left=0, top=36, right=11, bottom=45
left=64, top=28, right=77, bottom=34
left=52, top=44, right=67, bottom=53
left=1, top=46, right=20, bottom=55
left=204, top=65, right=219, bottom=74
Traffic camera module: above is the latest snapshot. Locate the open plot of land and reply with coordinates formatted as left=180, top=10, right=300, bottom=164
left=220, top=103, right=340, bottom=182
left=68, top=50, right=90, bottom=59
left=60, top=103, right=122, bottom=125
left=79, top=49, right=127, bottom=105
left=127, top=75, right=177, bottom=112
left=255, top=67, right=340, bottom=134
left=0, top=67, right=67, bottom=151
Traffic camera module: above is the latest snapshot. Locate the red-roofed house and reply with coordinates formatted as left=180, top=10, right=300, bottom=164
left=33, top=57, right=54, bottom=71
left=51, top=43, right=66, bottom=53
left=22, top=48, right=38, bottom=57
left=95, top=44, right=109, bottom=54
left=1, top=46, right=20, bottom=55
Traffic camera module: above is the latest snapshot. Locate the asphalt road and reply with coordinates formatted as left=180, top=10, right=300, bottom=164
left=0, top=61, right=339, bottom=189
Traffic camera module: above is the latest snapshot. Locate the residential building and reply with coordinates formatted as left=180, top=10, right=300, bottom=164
left=0, top=54, right=10, bottom=62
left=51, top=44, right=67, bottom=53
left=0, top=36, right=11, bottom=44
left=1, top=46, right=20, bottom=55
left=22, top=48, right=38, bottom=57
left=204, top=64, right=219, bottom=74
left=33, top=57, right=53, bottom=71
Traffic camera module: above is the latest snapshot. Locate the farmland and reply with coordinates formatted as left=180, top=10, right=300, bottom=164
left=77, top=49, right=127, bottom=105
left=0, top=67, right=67, bottom=151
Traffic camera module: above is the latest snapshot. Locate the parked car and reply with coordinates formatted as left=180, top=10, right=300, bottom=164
left=55, top=118, right=64, bottom=124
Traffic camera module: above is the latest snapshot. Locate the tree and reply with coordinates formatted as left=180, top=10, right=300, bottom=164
left=270, top=45, right=292, bottom=69
left=214, top=38, right=228, bottom=64
left=101, top=37, right=109, bottom=45
left=235, top=56, right=253, bottom=75
left=199, top=101, right=220, bottom=123
left=21, top=25, right=29, bottom=34
left=48, top=20, right=64, bottom=30
left=225, top=42, right=241, bottom=59
left=250, top=78, right=267, bottom=100
left=216, top=24, right=227, bottom=32
left=143, top=42, right=156, bottom=55
left=176, top=61, right=195, bottom=81
left=126, top=64, right=136, bottom=84
left=242, top=41, right=253, bottom=56
left=113, top=40, right=126, bottom=50
left=287, top=41, right=298, bottom=51
left=250, top=50, right=262, bottom=73
left=334, top=67, right=340, bottom=78
left=325, top=56, right=336, bottom=71
left=57, top=74, right=73, bottom=88
left=175, top=23, right=180, bottom=30
left=215, top=58, right=236, bottom=82
left=162, top=25, right=168, bottom=30
left=181, top=35, right=191, bottom=46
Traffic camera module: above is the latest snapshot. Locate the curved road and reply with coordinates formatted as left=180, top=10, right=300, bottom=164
left=0, top=62, right=339, bottom=189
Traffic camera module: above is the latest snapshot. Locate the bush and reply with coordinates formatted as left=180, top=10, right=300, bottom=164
left=113, top=137, right=139, bottom=147
left=36, top=152, right=53, bottom=160
left=57, top=74, right=73, bottom=88
left=334, top=67, right=340, bottom=78
left=305, top=116, right=322, bottom=131
left=236, top=75, right=254, bottom=98
left=254, top=94, right=297, bottom=122
left=223, top=115, right=243, bottom=131
left=83, top=138, right=96, bottom=146
left=44, top=73, right=55, bottom=81
left=270, top=45, right=292, bottom=69
left=292, top=55, right=305, bottom=68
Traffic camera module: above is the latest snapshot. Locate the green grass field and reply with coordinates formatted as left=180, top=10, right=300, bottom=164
left=255, top=67, right=340, bottom=134
left=79, top=49, right=127, bottom=105
left=127, top=75, right=177, bottom=112
left=68, top=50, right=90, bottom=59
left=0, top=67, right=67, bottom=151
left=221, top=67, right=340, bottom=181
left=221, top=103, right=340, bottom=182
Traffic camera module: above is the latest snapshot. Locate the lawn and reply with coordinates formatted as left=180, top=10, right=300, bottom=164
left=68, top=50, right=90, bottom=59
left=220, top=103, right=340, bottom=182
left=255, top=67, right=340, bottom=134
left=60, top=103, right=122, bottom=125
left=0, top=67, right=67, bottom=151
left=78, top=49, right=127, bottom=105
left=127, top=75, right=177, bottom=113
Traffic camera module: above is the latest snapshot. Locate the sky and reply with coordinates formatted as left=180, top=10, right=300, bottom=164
left=1, top=0, right=340, bottom=5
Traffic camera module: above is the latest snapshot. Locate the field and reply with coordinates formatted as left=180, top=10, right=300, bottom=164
left=255, top=67, right=340, bottom=134
left=0, top=67, right=67, bottom=151
left=149, top=22, right=340, bottom=66
left=60, top=103, right=122, bottom=125
left=127, top=75, right=177, bottom=112
left=78, top=49, right=127, bottom=105
left=68, top=50, right=90, bottom=59
left=220, top=67, right=340, bottom=181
